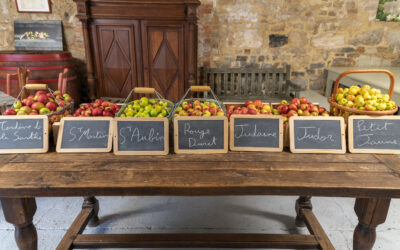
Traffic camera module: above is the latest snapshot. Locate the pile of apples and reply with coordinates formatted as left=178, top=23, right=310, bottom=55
left=272, top=97, right=329, bottom=123
left=334, top=84, right=396, bottom=111
left=73, top=99, right=120, bottom=117
left=119, top=97, right=172, bottom=118
left=4, top=90, right=72, bottom=116
left=174, top=100, right=224, bottom=116
left=226, top=100, right=271, bottom=119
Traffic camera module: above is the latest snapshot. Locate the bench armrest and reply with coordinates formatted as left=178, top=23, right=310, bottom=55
left=286, top=79, right=301, bottom=98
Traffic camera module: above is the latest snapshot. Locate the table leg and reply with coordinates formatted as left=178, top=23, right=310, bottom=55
left=82, top=196, right=99, bottom=227
left=1, top=198, right=37, bottom=250
left=295, top=196, right=312, bottom=227
left=353, top=198, right=391, bottom=250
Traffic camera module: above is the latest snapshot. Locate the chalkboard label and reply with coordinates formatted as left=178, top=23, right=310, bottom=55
left=56, top=117, right=113, bottom=153
left=349, top=115, right=400, bottom=154
left=113, top=117, right=169, bottom=155
left=289, top=116, right=346, bottom=154
left=174, top=116, right=228, bottom=154
left=0, top=116, right=48, bottom=153
left=230, top=115, right=283, bottom=152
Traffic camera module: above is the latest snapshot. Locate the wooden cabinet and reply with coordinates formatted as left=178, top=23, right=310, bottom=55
left=74, top=0, right=200, bottom=101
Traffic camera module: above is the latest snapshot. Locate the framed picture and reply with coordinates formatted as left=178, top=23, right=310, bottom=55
left=15, top=0, right=51, bottom=13
left=14, top=20, right=63, bottom=51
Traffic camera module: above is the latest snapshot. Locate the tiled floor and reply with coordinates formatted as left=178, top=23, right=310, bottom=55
left=0, top=196, right=399, bottom=250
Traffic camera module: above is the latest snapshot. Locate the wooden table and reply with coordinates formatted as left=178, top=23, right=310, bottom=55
left=1, top=151, right=399, bottom=250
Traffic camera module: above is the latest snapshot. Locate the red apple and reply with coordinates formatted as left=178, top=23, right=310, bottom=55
left=318, top=107, right=326, bottom=114
left=289, top=103, right=298, bottom=111
left=32, top=102, right=45, bottom=111
left=35, top=90, right=46, bottom=96
left=247, top=108, right=258, bottom=115
left=46, top=101, right=58, bottom=111
left=29, top=111, right=38, bottom=115
left=4, top=109, right=17, bottom=115
left=287, top=110, right=298, bottom=117
left=37, top=94, right=49, bottom=104
left=245, top=100, right=253, bottom=107
left=92, top=107, right=103, bottom=116
left=240, top=107, right=248, bottom=114
left=278, top=105, right=289, bottom=114
left=310, top=106, right=319, bottom=113
left=209, top=107, right=216, bottom=115
left=26, top=99, right=34, bottom=107
left=253, top=100, right=263, bottom=108
left=101, top=101, right=110, bottom=108
left=299, top=97, right=308, bottom=104
left=291, top=98, right=300, bottom=107
left=308, top=102, right=314, bottom=110
left=300, top=103, right=309, bottom=111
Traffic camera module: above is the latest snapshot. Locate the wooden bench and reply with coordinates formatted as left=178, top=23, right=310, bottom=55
left=200, top=65, right=300, bottom=102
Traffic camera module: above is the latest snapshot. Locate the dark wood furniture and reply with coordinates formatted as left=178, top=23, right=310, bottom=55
left=0, top=152, right=399, bottom=249
left=74, top=0, right=200, bottom=101
left=200, top=65, right=300, bottom=102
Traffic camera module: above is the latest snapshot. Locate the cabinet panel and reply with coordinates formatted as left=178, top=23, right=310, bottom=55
left=142, top=21, right=185, bottom=102
left=92, top=21, right=141, bottom=98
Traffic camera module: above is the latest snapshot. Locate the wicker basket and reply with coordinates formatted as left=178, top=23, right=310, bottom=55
left=328, top=69, right=398, bottom=121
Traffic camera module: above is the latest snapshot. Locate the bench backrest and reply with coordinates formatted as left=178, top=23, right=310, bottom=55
left=200, top=65, right=294, bottom=101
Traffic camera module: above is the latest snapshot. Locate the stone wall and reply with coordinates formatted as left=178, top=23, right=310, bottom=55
left=1, top=0, right=399, bottom=93
left=198, top=0, right=400, bottom=92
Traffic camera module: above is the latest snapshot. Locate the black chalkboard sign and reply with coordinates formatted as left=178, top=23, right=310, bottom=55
left=113, top=117, right=169, bottom=155
left=56, top=117, right=113, bottom=153
left=289, top=116, right=346, bottom=153
left=349, top=116, right=400, bottom=154
left=230, top=115, right=283, bottom=152
left=0, top=116, right=48, bottom=153
left=174, top=117, right=228, bottom=154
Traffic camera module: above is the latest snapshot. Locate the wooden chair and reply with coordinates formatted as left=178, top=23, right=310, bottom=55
left=6, top=67, right=29, bottom=97
left=58, top=68, right=69, bottom=94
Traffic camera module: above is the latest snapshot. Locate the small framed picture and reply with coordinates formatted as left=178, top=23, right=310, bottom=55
left=15, top=0, right=51, bottom=13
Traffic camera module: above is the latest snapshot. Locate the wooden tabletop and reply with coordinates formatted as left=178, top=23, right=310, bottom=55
left=0, top=151, right=400, bottom=198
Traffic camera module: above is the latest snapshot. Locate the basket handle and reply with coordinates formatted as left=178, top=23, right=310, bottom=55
left=332, top=69, right=395, bottom=101
left=134, top=87, right=155, bottom=94
left=24, top=84, right=48, bottom=91
left=190, top=85, right=211, bottom=92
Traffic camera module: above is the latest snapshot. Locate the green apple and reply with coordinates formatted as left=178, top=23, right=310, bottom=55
left=338, top=98, right=347, bottom=106
left=139, top=97, right=149, bottom=107
left=13, top=101, right=22, bottom=109
left=39, top=107, right=51, bottom=114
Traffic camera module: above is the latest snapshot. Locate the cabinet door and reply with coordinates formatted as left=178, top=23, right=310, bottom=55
left=142, top=21, right=185, bottom=102
left=92, top=20, right=142, bottom=98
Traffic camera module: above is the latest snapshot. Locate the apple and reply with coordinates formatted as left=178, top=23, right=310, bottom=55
left=280, top=100, right=288, bottom=105
left=247, top=104, right=256, bottom=110
left=289, top=103, right=298, bottom=111
left=39, top=107, right=51, bottom=114
left=300, top=103, right=309, bottom=111
left=303, top=110, right=310, bottom=116
left=32, top=102, right=45, bottom=111
left=247, top=108, right=257, bottom=115
left=287, top=110, right=298, bottom=117
left=297, top=109, right=303, bottom=116
left=29, top=111, right=39, bottom=115
left=291, top=98, right=300, bottom=107
left=299, top=97, right=308, bottom=104
left=92, top=107, right=103, bottom=116
left=262, top=104, right=271, bottom=112
left=253, top=100, right=263, bottom=108
left=20, top=106, right=32, bottom=114
left=216, top=110, right=224, bottom=116
left=13, top=101, right=22, bottom=109
left=37, top=94, right=49, bottom=104
left=4, top=109, right=17, bottom=115
left=35, top=90, right=46, bottom=96
left=318, top=107, right=326, bottom=114
left=46, top=101, right=58, bottom=111
left=245, top=100, right=253, bottom=106
left=25, top=99, right=34, bottom=107
left=17, top=110, right=28, bottom=115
